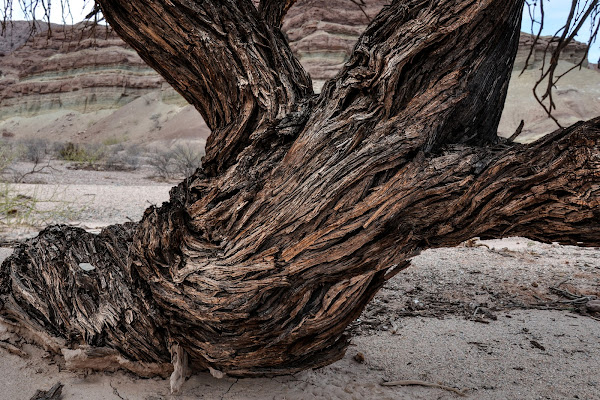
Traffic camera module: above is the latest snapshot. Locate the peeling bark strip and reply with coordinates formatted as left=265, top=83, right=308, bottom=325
left=29, top=382, right=63, bottom=400
left=1, top=0, right=599, bottom=381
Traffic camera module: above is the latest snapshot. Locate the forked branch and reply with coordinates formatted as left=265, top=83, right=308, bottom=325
left=96, top=0, right=312, bottom=175
left=1, top=0, right=599, bottom=386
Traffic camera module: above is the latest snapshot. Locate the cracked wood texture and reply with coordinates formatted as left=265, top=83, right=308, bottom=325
left=1, top=0, right=599, bottom=380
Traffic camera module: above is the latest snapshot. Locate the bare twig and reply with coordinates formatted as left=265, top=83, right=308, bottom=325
left=110, top=382, right=126, bottom=400
left=554, top=278, right=571, bottom=288
left=347, top=0, right=370, bottom=22
left=526, top=0, right=600, bottom=126
left=509, top=120, right=525, bottom=142
left=381, top=380, right=467, bottom=397
left=521, top=0, right=545, bottom=75
left=0, top=238, right=25, bottom=247
left=12, top=160, right=57, bottom=183
left=549, top=286, right=587, bottom=301
left=0, top=340, right=29, bottom=358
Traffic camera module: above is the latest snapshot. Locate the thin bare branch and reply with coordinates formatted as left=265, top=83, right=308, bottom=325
left=526, top=0, right=600, bottom=127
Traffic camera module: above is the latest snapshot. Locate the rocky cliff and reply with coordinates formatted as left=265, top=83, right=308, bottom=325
left=0, top=21, right=207, bottom=144
left=283, top=0, right=388, bottom=91
left=1, top=1, right=599, bottom=144
left=0, top=22, right=179, bottom=119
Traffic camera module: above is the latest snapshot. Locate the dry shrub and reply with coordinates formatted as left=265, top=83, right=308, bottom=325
left=57, top=142, right=106, bottom=167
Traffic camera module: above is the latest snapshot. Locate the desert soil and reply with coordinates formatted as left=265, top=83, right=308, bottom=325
left=1, top=164, right=599, bottom=400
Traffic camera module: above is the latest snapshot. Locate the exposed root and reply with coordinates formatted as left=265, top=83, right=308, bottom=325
left=62, top=346, right=172, bottom=378
left=0, top=340, right=29, bottom=358
left=0, top=299, right=66, bottom=354
left=1, top=300, right=172, bottom=379
left=169, top=343, right=190, bottom=393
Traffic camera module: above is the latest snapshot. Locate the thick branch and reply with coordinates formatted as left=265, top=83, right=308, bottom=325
left=259, top=0, right=298, bottom=28
left=317, top=0, right=524, bottom=151
left=4, top=116, right=596, bottom=379
left=177, top=0, right=528, bottom=254
left=451, top=121, right=600, bottom=245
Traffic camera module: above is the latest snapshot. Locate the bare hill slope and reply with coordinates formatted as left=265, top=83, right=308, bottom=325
left=1, top=1, right=599, bottom=145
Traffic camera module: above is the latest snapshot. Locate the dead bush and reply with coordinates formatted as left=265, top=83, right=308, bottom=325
left=0, top=140, right=18, bottom=175
left=104, top=147, right=141, bottom=171
left=172, top=144, right=204, bottom=177
left=148, top=148, right=176, bottom=179
left=57, top=142, right=106, bottom=167
left=17, top=138, right=50, bottom=164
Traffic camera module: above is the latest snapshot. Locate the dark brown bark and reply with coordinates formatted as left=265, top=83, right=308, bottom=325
left=29, top=382, right=63, bottom=400
left=259, top=0, right=298, bottom=28
left=1, top=0, right=599, bottom=390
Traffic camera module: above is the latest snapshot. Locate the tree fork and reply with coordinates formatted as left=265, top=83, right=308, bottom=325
left=1, top=0, right=599, bottom=386
left=96, top=0, right=313, bottom=175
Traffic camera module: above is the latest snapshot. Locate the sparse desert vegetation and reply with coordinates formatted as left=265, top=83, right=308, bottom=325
left=0, top=137, right=202, bottom=236
left=16, top=138, right=50, bottom=164
left=0, top=184, right=82, bottom=232
left=0, top=140, right=18, bottom=173
left=147, top=143, right=204, bottom=179
left=0, top=139, right=81, bottom=232
left=0, top=136, right=203, bottom=179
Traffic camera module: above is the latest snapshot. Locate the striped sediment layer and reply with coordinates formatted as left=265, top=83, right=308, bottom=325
left=0, top=1, right=598, bottom=143
left=0, top=22, right=185, bottom=121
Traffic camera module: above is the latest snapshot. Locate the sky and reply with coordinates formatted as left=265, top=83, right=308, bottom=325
left=4, top=0, right=94, bottom=24
left=521, top=0, right=600, bottom=63
left=5, top=0, right=600, bottom=62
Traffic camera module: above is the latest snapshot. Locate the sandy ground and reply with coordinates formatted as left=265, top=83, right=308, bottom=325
left=0, top=161, right=174, bottom=241
left=1, top=166, right=599, bottom=400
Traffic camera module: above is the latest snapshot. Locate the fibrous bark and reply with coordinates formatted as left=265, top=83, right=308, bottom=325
left=259, top=0, right=299, bottom=28
left=29, top=382, right=63, bottom=400
left=1, top=0, right=599, bottom=387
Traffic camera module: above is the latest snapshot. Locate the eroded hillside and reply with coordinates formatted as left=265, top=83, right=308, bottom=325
left=1, top=0, right=599, bottom=144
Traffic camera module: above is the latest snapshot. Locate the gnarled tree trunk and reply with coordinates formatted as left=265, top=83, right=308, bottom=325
left=1, top=0, right=599, bottom=390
